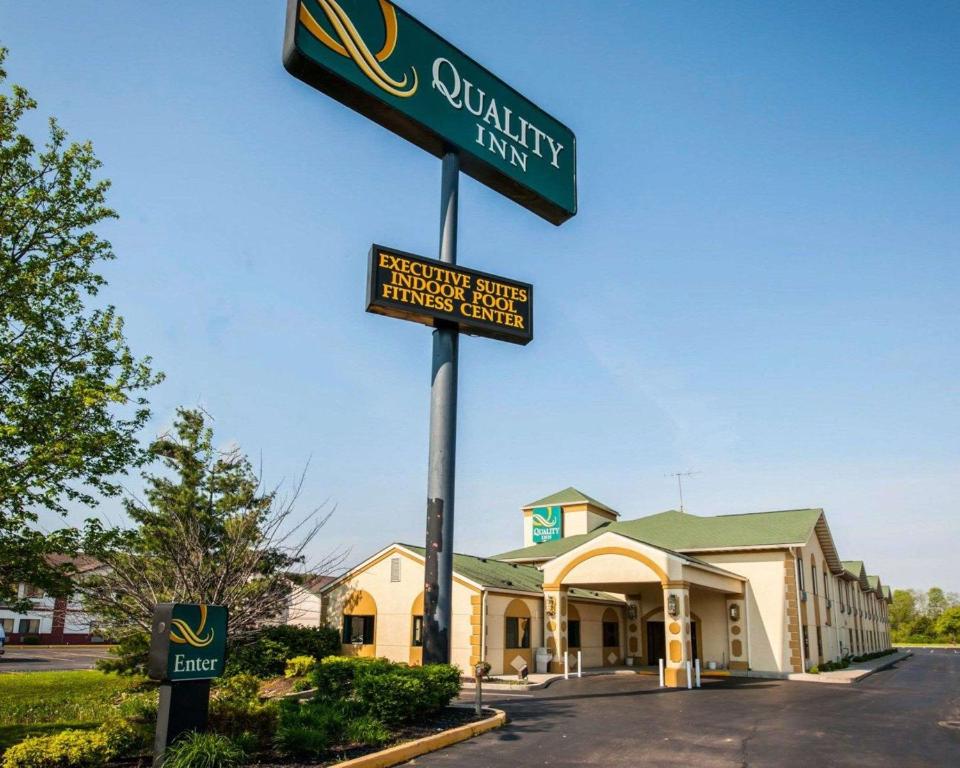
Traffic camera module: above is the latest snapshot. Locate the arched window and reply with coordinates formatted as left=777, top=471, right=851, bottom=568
left=504, top=599, right=531, bottom=649
left=342, top=590, right=377, bottom=648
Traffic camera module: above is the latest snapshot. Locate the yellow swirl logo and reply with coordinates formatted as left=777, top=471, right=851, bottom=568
left=170, top=604, right=214, bottom=648
left=532, top=507, right=559, bottom=528
left=299, top=0, right=418, bottom=98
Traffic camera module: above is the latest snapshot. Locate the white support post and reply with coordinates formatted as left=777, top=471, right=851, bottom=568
left=686, top=661, right=692, bottom=689
left=577, top=650, right=582, bottom=678
left=658, top=658, right=664, bottom=688
left=695, top=659, right=701, bottom=688
left=563, top=651, right=569, bottom=680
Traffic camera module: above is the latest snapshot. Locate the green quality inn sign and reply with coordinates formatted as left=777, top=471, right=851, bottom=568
left=283, top=0, right=577, bottom=224
left=532, top=506, right=562, bottom=543
left=148, top=603, right=228, bottom=682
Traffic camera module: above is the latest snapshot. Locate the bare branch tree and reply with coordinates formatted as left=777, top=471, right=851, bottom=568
left=78, top=408, right=345, bottom=670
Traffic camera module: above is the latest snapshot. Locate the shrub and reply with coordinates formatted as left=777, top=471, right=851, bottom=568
left=311, top=656, right=391, bottom=701
left=343, top=715, right=390, bottom=747
left=1, top=716, right=140, bottom=768
left=162, top=733, right=245, bottom=768
left=355, top=670, right=425, bottom=726
left=2, top=728, right=112, bottom=768
left=414, top=665, right=461, bottom=713
left=21, top=636, right=41, bottom=646
left=273, top=699, right=348, bottom=758
left=808, top=665, right=819, bottom=674
left=227, top=626, right=341, bottom=678
left=209, top=674, right=277, bottom=746
left=284, top=655, right=317, bottom=679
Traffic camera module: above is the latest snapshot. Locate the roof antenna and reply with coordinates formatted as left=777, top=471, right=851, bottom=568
left=666, top=471, right=699, bottom=513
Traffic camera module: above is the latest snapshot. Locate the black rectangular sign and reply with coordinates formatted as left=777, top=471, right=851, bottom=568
left=366, top=245, right=533, bottom=345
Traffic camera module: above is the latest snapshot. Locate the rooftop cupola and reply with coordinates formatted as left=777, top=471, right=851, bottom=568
left=521, top=487, right=620, bottom=547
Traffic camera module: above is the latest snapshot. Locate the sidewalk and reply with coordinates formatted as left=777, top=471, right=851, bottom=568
left=787, top=650, right=912, bottom=684
left=463, top=664, right=731, bottom=691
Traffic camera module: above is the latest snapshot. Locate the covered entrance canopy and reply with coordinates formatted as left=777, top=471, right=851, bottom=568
left=540, top=531, right=746, bottom=686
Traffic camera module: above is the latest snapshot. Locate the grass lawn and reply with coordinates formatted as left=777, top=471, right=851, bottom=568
left=0, top=671, right=146, bottom=752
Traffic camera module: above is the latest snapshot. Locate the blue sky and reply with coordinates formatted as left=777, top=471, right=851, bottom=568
left=3, top=1, right=957, bottom=591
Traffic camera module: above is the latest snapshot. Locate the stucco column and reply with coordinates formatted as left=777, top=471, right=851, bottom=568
left=662, top=583, right=692, bottom=687
left=725, top=596, right=748, bottom=671
left=626, top=595, right=642, bottom=663
left=543, top=587, right=567, bottom=674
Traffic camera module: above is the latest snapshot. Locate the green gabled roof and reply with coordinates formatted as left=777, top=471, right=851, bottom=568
left=841, top=560, right=865, bottom=578
left=523, top=487, right=619, bottom=516
left=866, top=575, right=880, bottom=589
left=494, top=508, right=824, bottom=562
left=881, top=585, right=892, bottom=602
left=400, top=545, right=618, bottom=603
left=841, top=561, right=871, bottom=590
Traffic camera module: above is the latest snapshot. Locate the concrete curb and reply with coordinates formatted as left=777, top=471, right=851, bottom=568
left=331, top=708, right=507, bottom=768
left=787, top=651, right=912, bottom=685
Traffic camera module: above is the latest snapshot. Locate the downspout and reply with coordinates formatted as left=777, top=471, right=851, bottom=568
left=481, top=588, right=488, bottom=666
left=789, top=546, right=805, bottom=672
left=743, top=581, right=752, bottom=672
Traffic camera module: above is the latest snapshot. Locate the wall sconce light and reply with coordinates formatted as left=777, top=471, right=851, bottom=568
left=546, top=596, right=556, bottom=617
left=627, top=604, right=638, bottom=621
left=729, top=604, right=740, bottom=622
left=667, top=594, right=679, bottom=617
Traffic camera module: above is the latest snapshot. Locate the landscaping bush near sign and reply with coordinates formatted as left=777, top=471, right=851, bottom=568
left=2, top=718, right=137, bottom=768
left=284, top=655, right=317, bottom=679
left=161, top=732, right=246, bottom=768
left=311, top=656, right=461, bottom=725
left=227, top=626, right=340, bottom=678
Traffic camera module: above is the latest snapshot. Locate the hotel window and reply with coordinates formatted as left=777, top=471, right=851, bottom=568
left=795, top=557, right=804, bottom=592
left=602, top=621, right=619, bottom=648
left=411, top=615, right=423, bottom=647
left=0, top=619, right=13, bottom=633
left=568, top=620, right=582, bottom=649
left=823, top=570, right=829, bottom=600
left=343, top=615, right=375, bottom=645
left=810, top=562, right=817, bottom=595
left=18, top=619, right=40, bottom=635
left=816, top=627, right=822, bottom=659
left=390, top=557, right=401, bottom=583
left=505, top=616, right=530, bottom=649
left=21, top=584, right=44, bottom=599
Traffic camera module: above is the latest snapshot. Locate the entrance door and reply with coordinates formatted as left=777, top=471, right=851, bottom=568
left=690, top=622, right=699, bottom=661
left=646, top=621, right=665, bottom=664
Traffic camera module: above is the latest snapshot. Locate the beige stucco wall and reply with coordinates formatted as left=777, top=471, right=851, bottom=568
left=485, top=592, right=543, bottom=676
left=696, top=551, right=789, bottom=674
left=284, top=586, right=322, bottom=627
left=322, top=547, right=476, bottom=673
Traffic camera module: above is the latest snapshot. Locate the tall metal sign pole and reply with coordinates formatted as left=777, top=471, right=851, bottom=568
left=423, top=152, right=460, bottom=664
left=283, top=0, right=576, bottom=665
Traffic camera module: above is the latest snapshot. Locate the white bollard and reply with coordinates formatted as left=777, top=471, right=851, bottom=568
left=564, top=651, right=569, bottom=680
left=577, top=650, right=582, bottom=678
left=686, top=661, right=692, bottom=689
left=695, top=658, right=701, bottom=688
left=658, top=658, right=664, bottom=687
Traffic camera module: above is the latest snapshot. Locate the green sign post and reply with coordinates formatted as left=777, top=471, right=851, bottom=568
left=282, top=0, right=576, bottom=668
left=532, top=506, right=563, bottom=543
left=148, top=603, right=228, bottom=763
left=283, top=0, right=576, bottom=224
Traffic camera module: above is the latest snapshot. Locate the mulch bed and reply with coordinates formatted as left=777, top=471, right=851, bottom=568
left=248, top=707, right=492, bottom=767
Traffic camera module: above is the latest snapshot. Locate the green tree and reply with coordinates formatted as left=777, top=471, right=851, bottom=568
left=934, top=606, right=960, bottom=644
left=927, top=587, right=948, bottom=619
left=889, top=589, right=916, bottom=633
left=80, top=408, right=335, bottom=673
left=0, top=48, right=161, bottom=607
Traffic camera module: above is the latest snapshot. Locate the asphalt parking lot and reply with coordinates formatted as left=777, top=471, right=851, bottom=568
left=0, top=645, right=111, bottom=672
left=415, top=649, right=960, bottom=767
